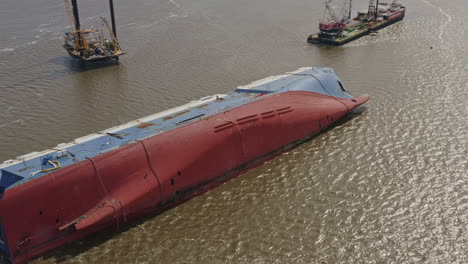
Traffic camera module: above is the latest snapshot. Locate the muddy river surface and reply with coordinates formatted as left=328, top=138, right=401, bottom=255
left=0, top=0, right=467, bottom=263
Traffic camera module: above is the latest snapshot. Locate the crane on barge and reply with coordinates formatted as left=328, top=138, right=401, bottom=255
left=318, top=0, right=353, bottom=39
left=63, top=0, right=126, bottom=61
left=308, top=0, right=405, bottom=45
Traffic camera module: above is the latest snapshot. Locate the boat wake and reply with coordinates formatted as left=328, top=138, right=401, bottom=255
left=0, top=117, right=32, bottom=129
left=0, top=36, right=46, bottom=53
left=167, top=0, right=189, bottom=20
left=0, top=48, right=16, bottom=53
left=137, top=0, right=189, bottom=30
left=420, top=0, right=452, bottom=41
left=139, top=20, right=160, bottom=29
left=169, top=0, right=181, bottom=9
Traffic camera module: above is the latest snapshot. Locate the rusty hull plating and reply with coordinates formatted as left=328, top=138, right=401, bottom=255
left=0, top=67, right=369, bottom=263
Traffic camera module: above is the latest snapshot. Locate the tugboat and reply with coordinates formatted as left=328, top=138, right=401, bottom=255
left=308, top=0, right=405, bottom=46
left=63, top=0, right=126, bottom=61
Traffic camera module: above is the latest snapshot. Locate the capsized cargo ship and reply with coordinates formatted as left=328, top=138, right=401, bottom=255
left=0, top=67, right=369, bottom=263
left=307, top=0, right=405, bottom=46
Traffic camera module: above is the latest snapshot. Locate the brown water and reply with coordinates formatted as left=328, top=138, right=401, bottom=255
left=1, top=0, right=467, bottom=263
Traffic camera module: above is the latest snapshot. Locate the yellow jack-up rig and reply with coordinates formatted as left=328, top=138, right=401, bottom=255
left=63, top=0, right=126, bottom=61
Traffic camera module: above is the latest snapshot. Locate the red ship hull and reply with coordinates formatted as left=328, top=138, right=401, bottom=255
left=1, top=91, right=369, bottom=263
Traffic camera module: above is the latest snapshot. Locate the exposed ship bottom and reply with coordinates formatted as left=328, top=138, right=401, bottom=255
left=0, top=68, right=369, bottom=263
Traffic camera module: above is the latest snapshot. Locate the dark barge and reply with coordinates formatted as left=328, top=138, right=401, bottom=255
left=308, top=0, right=405, bottom=46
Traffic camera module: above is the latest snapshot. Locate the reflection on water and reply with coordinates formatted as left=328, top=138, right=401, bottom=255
left=1, top=0, right=467, bottom=263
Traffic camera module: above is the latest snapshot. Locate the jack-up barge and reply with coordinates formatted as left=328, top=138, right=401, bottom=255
left=63, top=0, right=126, bottom=61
